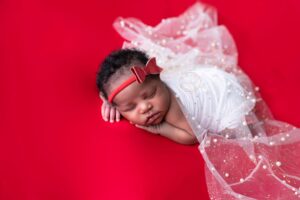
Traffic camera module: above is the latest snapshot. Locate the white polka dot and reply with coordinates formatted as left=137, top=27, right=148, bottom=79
left=262, top=165, right=267, bottom=169
left=275, top=161, right=282, bottom=167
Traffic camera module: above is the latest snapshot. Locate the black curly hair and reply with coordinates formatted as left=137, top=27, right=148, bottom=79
left=96, top=48, right=158, bottom=101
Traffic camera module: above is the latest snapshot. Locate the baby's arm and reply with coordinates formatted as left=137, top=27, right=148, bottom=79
left=136, top=122, right=198, bottom=145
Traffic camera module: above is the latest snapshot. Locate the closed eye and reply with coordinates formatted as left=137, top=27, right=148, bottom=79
left=147, top=87, right=156, bottom=99
left=123, top=104, right=136, bottom=112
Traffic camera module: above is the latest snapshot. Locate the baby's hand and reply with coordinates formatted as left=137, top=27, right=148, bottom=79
left=135, top=121, right=172, bottom=135
left=100, top=93, right=121, bottom=123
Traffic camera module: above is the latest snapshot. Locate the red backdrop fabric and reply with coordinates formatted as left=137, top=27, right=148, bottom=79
left=1, top=0, right=300, bottom=199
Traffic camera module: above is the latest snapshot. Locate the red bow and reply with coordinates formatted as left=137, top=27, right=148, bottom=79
left=130, top=57, right=163, bottom=83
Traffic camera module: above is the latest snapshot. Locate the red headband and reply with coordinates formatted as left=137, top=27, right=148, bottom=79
left=108, top=57, right=163, bottom=103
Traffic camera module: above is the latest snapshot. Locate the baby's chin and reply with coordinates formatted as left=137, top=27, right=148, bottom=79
left=144, top=116, right=165, bottom=126
left=132, top=112, right=166, bottom=126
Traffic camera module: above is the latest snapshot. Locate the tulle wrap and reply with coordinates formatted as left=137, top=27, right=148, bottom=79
left=113, top=2, right=300, bottom=199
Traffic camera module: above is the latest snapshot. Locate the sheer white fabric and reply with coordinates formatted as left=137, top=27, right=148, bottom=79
left=113, top=2, right=300, bottom=199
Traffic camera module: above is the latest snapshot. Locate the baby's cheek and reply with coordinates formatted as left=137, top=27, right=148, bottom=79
left=121, top=113, right=129, bottom=120
left=123, top=113, right=139, bottom=124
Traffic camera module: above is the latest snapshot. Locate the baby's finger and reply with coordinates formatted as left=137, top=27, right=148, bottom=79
left=110, top=107, right=116, bottom=123
left=135, top=124, right=157, bottom=134
left=104, top=104, right=110, bottom=122
left=135, top=124, right=147, bottom=130
left=99, top=93, right=105, bottom=101
left=101, top=102, right=106, bottom=118
left=116, top=110, right=121, bottom=122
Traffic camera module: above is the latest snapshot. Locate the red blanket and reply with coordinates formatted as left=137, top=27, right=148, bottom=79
left=1, top=0, right=300, bottom=199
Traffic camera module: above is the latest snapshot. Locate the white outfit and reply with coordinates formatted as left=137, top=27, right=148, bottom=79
left=113, top=2, right=300, bottom=199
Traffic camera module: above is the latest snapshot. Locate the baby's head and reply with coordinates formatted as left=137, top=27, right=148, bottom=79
left=96, top=49, right=171, bottom=126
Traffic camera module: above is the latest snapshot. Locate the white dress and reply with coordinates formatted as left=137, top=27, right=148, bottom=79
left=113, top=2, right=300, bottom=199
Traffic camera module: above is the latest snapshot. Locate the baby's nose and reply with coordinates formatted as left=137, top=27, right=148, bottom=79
left=140, top=102, right=152, bottom=114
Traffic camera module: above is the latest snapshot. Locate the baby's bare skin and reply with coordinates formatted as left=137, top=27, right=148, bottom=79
left=100, top=83, right=198, bottom=145
left=144, top=89, right=198, bottom=145
left=100, top=93, right=121, bottom=122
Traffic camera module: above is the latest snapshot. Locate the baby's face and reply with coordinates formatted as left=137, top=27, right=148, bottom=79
left=111, top=77, right=171, bottom=126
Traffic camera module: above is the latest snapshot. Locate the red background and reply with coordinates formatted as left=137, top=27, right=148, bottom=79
left=1, top=0, right=300, bottom=199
